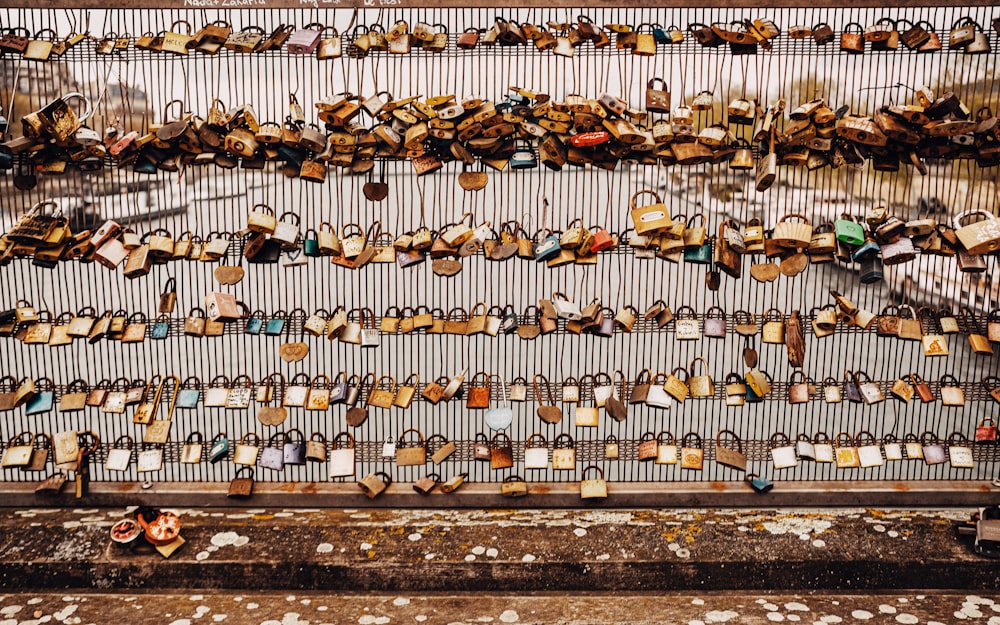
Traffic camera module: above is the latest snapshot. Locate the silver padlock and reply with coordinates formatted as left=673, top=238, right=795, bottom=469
left=381, top=436, right=396, bottom=457
left=552, top=292, right=583, bottom=320
left=459, top=221, right=492, bottom=258
left=271, top=212, right=301, bottom=247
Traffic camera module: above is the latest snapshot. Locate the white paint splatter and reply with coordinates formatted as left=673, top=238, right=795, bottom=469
left=0, top=608, right=21, bottom=617
left=596, top=554, right=610, bottom=561
left=961, top=606, right=984, bottom=619
left=472, top=546, right=486, bottom=555
left=689, top=621, right=706, bottom=625
left=361, top=543, right=374, bottom=550
left=211, top=615, right=226, bottom=622
left=704, top=610, right=740, bottom=623
left=872, top=525, right=886, bottom=533
left=424, top=554, right=435, bottom=560
left=27, top=599, right=43, bottom=605
left=407, top=533, right=422, bottom=542
left=465, top=555, right=476, bottom=562
left=879, top=604, right=897, bottom=614
left=895, top=615, right=918, bottom=624
left=820, top=617, right=842, bottom=624
left=499, top=611, right=519, bottom=623
left=167, top=620, right=191, bottom=625
left=787, top=616, right=801, bottom=622
left=245, top=603, right=258, bottom=610
left=358, top=616, right=377, bottom=625
left=887, top=531, right=899, bottom=538
left=812, top=540, right=826, bottom=548
left=692, top=599, right=705, bottom=606
left=415, top=616, right=427, bottom=622
left=317, top=543, right=334, bottom=554
left=953, top=612, right=969, bottom=620
left=676, top=548, right=691, bottom=559
left=486, top=549, right=499, bottom=558
left=211, top=532, right=239, bottom=546
left=53, top=605, right=78, bottom=621
left=189, top=595, right=204, bottom=601
left=196, top=552, right=210, bottom=561
left=969, top=596, right=994, bottom=605
left=521, top=554, right=536, bottom=563
left=668, top=543, right=680, bottom=552
left=763, top=603, right=780, bottom=612
left=233, top=536, right=249, bottom=547
left=851, top=611, right=873, bottom=620
left=766, top=612, right=784, bottom=622
left=786, top=603, right=808, bottom=612
left=573, top=528, right=587, bottom=537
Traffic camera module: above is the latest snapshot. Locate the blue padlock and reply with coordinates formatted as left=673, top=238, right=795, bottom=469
left=746, top=473, right=774, bottom=493
left=850, top=237, right=880, bottom=262
left=510, top=141, right=538, bottom=169
left=533, top=230, right=562, bottom=262
left=176, top=376, right=202, bottom=409
left=151, top=314, right=170, bottom=340
left=263, top=310, right=286, bottom=336
left=859, top=255, right=884, bottom=284
left=652, top=23, right=670, bottom=44
left=303, top=229, right=321, bottom=257
left=24, top=377, right=55, bottom=415
left=683, top=241, right=713, bottom=265
left=245, top=310, right=264, bottom=335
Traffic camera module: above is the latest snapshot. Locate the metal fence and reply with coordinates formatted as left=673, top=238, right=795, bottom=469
left=1, top=6, right=999, bottom=503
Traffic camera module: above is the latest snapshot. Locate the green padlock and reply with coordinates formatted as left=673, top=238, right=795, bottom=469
left=835, top=214, right=865, bottom=246
left=683, top=239, right=713, bottom=264
left=303, top=229, right=321, bottom=257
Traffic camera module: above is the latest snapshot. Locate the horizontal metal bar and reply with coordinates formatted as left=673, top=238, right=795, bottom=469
left=4, top=480, right=999, bottom=508
left=0, top=0, right=994, bottom=8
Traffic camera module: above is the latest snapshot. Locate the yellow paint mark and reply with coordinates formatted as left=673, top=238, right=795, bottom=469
left=367, top=550, right=376, bottom=558
left=253, top=514, right=274, bottom=521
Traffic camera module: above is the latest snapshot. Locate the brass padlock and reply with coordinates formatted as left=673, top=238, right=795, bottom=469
left=358, top=472, right=392, bottom=499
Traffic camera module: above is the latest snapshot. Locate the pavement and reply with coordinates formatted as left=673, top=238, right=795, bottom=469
left=2, top=591, right=1000, bottom=625
left=1, top=507, right=1000, bottom=624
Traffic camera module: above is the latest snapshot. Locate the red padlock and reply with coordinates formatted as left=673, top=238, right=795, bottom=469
left=589, top=225, right=616, bottom=252
left=975, top=417, right=997, bottom=443
left=570, top=131, right=610, bottom=147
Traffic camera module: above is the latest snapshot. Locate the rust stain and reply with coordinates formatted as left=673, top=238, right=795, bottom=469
left=279, top=482, right=296, bottom=492
left=709, top=481, right=726, bottom=492
left=893, top=483, right=910, bottom=492
left=532, top=485, right=552, bottom=494
left=980, top=485, right=991, bottom=492
left=301, top=482, right=318, bottom=494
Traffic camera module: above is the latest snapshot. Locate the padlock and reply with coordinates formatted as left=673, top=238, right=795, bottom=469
left=644, top=431, right=676, bottom=467
left=358, top=472, right=392, bottom=499
left=745, top=474, right=774, bottom=493
left=715, top=430, right=747, bottom=471
left=975, top=418, right=998, bottom=443
left=947, top=433, right=974, bottom=469
left=840, top=22, right=865, bottom=53
left=770, top=432, right=799, bottom=469
left=921, top=432, right=947, bottom=465
left=490, top=432, right=514, bottom=469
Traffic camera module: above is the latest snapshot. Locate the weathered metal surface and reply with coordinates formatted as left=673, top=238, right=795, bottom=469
left=2, top=480, right=999, bottom=508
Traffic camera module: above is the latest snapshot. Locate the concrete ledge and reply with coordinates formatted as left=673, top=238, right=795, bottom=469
left=1, top=507, right=998, bottom=592
left=3, top=479, right=1000, bottom=508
